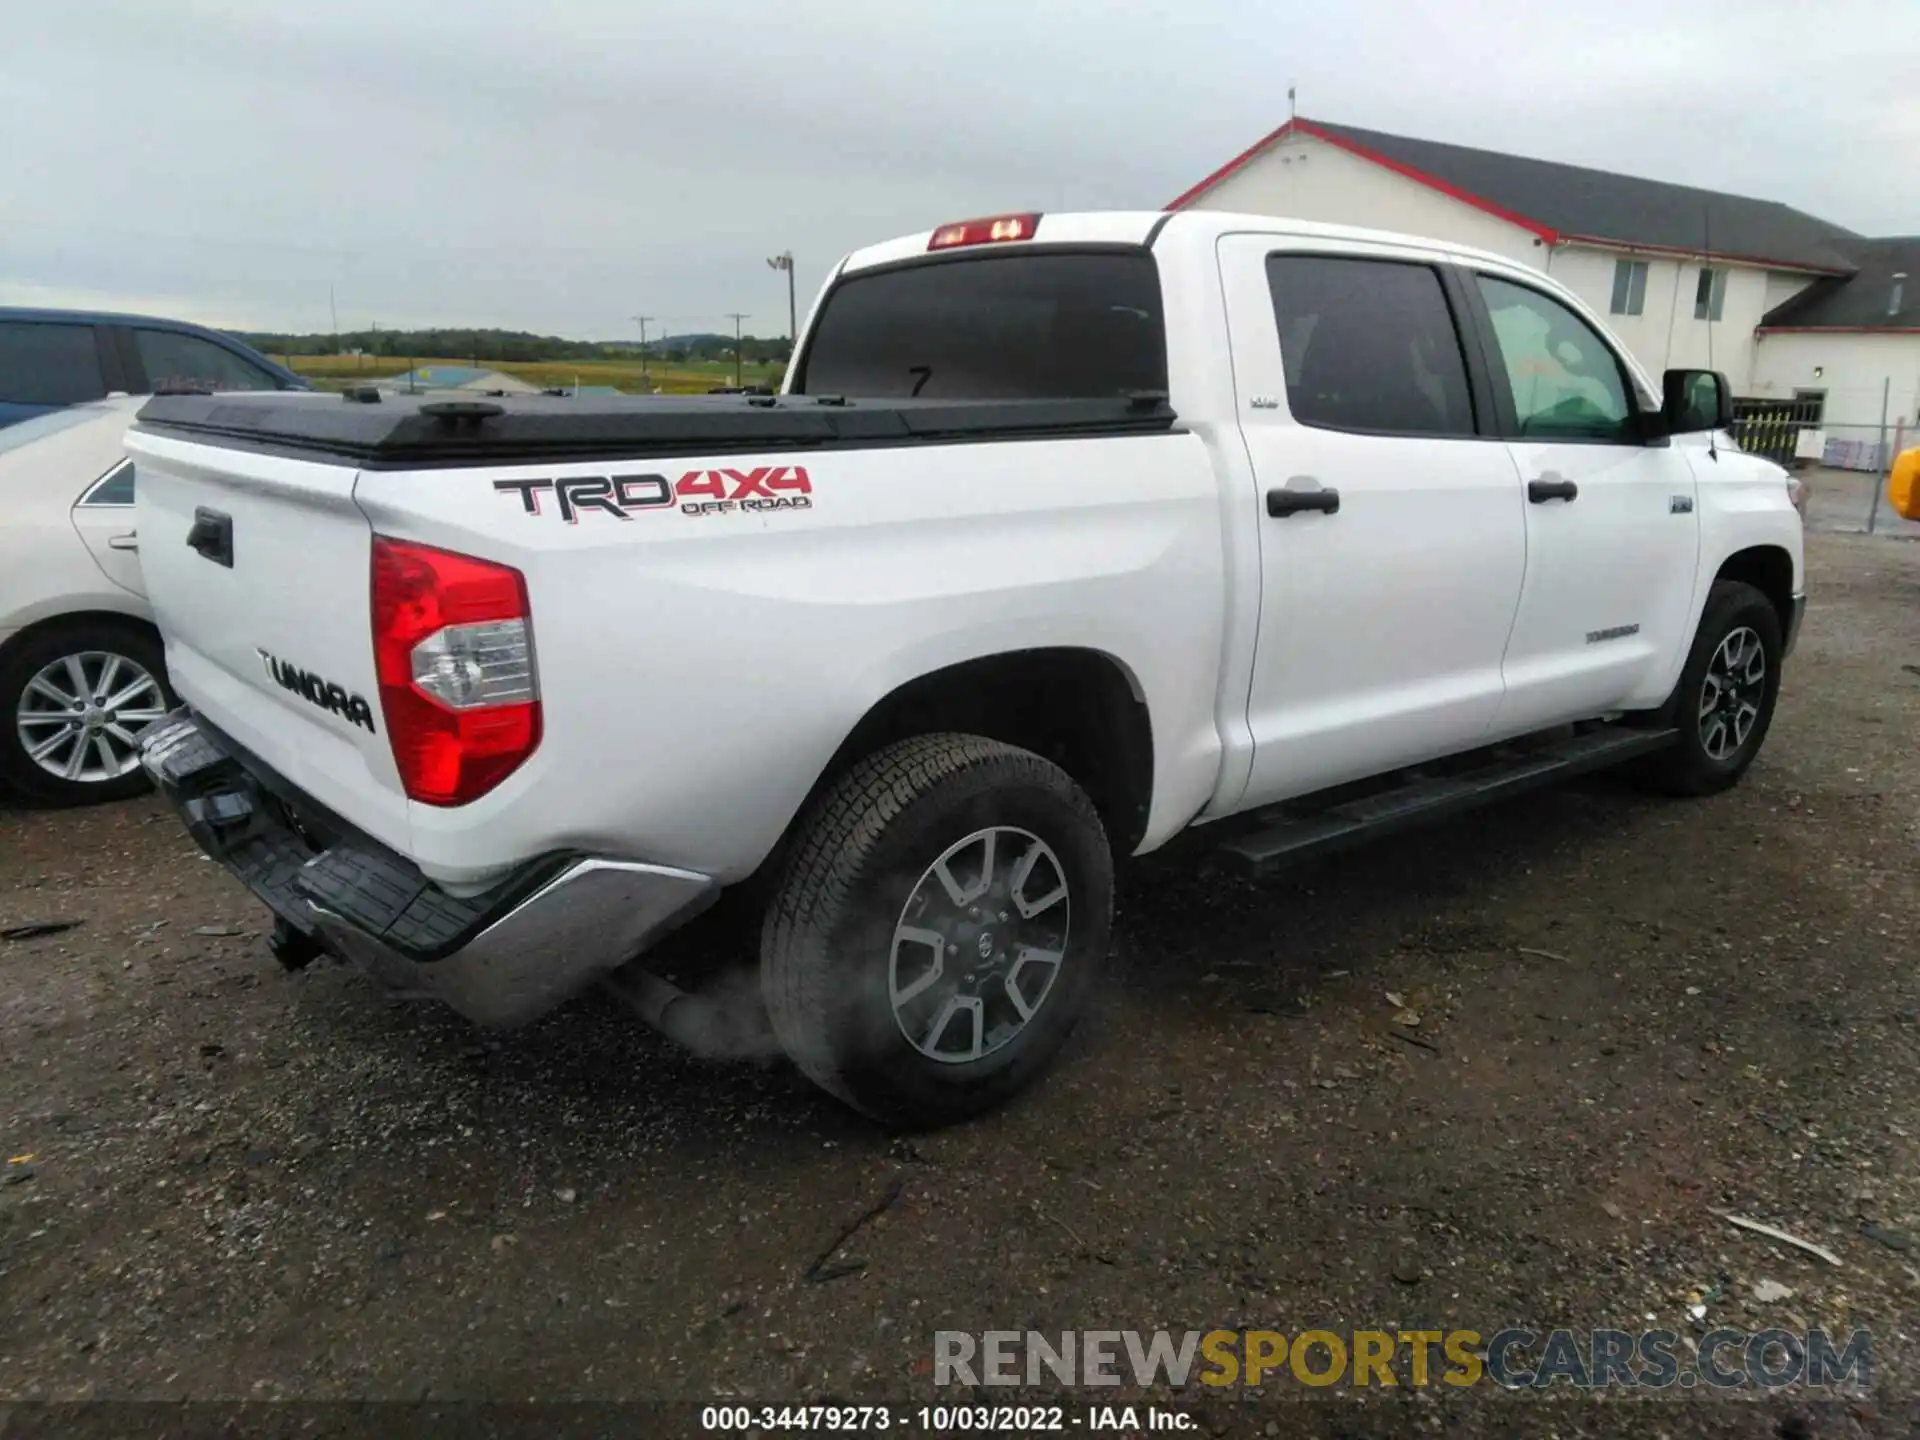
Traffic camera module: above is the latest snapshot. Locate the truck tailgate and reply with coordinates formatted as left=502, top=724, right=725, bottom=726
left=127, top=428, right=410, bottom=852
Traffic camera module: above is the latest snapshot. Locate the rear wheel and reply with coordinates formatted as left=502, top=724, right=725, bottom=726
left=761, top=733, right=1113, bottom=1129
left=0, top=620, right=173, bottom=806
left=1634, top=580, right=1783, bottom=796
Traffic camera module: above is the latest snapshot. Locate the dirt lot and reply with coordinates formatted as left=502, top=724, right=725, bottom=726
left=4, top=533, right=1919, bottom=1438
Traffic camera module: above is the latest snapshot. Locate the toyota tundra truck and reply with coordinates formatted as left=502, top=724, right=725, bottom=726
left=127, top=210, right=1805, bottom=1127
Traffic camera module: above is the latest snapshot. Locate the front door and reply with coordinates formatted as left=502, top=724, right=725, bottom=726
left=1461, top=272, right=1701, bottom=731
left=1219, top=237, right=1529, bottom=807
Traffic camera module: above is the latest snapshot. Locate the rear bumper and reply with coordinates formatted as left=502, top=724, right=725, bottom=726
left=138, top=711, right=717, bottom=1027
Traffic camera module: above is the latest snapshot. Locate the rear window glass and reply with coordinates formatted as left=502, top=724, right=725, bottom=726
left=796, top=251, right=1167, bottom=400
left=1266, top=255, right=1476, bottom=437
left=134, top=329, right=278, bottom=393
left=0, top=322, right=107, bottom=406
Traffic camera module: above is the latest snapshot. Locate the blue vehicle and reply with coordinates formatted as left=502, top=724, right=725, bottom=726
left=0, top=308, right=310, bottom=429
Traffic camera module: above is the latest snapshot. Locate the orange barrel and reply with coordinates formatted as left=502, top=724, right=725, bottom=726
left=1892, top=446, right=1920, bottom=521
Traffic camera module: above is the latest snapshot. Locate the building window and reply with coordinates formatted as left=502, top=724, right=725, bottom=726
left=1694, top=267, right=1727, bottom=322
left=1609, top=259, right=1648, bottom=316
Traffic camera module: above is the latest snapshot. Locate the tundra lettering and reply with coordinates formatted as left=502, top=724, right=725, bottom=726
left=257, top=649, right=376, bottom=733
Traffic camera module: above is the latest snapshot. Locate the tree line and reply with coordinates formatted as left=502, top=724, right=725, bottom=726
left=230, top=328, right=794, bottom=365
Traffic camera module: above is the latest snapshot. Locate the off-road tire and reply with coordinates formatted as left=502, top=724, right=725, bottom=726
left=1634, top=580, right=1783, bottom=796
left=761, top=733, right=1113, bottom=1129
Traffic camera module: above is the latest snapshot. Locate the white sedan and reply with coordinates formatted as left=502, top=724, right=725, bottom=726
left=0, top=397, right=173, bottom=804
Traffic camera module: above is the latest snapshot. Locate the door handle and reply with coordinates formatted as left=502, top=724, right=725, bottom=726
left=1267, top=484, right=1341, bottom=518
left=186, top=507, right=233, bottom=567
left=108, top=532, right=139, bottom=552
left=1527, top=476, right=1579, bottom=503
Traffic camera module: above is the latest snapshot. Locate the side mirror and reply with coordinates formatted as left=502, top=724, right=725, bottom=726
left=1662, top=369, right=1734, bottom=434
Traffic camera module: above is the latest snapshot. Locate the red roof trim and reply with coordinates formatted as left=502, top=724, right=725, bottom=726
left=1165, top=117, right=1559, bottom=243
left=1756, top=325, right=1920, bottom=335
left=1166, top=120, right=1861, bottom=276
left=1558, top=233, right=1852, bottom=277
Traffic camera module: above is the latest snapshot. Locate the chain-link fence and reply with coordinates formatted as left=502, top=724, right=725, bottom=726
left=1733, top=380, right=1915, bottom=534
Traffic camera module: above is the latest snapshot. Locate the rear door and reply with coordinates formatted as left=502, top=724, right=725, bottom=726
left=1458, top=271, right=1700, bottom=730
left=128, top=427, right=408, bottom=850
left=70, top=454, right=144, bottom=597
left=1219, top=236, right=1528, bottom=805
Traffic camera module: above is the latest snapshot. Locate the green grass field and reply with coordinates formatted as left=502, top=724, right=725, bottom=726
left=284, top=354, right=784, bottom=395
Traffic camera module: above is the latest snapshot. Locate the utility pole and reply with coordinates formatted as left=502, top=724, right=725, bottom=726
left=725, top=312, right=748, bottom=389
left=329, top=284, right=339, bottom=357
left=767, top=252, right=797, bottom=350
left=631, top=314, right=655, bottom=390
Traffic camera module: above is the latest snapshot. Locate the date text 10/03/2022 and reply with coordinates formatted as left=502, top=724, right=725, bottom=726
left=700, top=1405, right=1194, bottom=1431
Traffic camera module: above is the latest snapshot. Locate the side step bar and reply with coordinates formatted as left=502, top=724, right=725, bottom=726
left=1217, top=727, right=1678, bottom=876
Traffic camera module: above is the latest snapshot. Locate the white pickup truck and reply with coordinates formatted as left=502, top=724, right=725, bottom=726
left=128, top=210, right=1804, bottom=1127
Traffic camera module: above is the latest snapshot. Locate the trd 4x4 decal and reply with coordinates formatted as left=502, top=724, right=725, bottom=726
left=495, top=467, right=813, bottom=523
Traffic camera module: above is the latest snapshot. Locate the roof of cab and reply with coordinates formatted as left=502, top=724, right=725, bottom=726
left=835, top=209, right=1548, bottom=278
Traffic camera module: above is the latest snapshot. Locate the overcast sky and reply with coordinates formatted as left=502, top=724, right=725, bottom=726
left=3, top=0, right=1914, bottom=339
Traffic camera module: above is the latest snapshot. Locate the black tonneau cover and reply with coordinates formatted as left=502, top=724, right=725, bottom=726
left=134, top=391, right=1178, bottom=468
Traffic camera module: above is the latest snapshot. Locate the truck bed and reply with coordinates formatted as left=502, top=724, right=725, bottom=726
left=135, top=390, right=1179, bottom=468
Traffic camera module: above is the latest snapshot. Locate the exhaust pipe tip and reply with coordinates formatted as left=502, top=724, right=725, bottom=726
left=602, top=966, right=776, bottom=1061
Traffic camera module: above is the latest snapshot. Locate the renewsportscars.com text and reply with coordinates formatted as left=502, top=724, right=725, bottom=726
left=934, top=1327, right=1871, bottom=1391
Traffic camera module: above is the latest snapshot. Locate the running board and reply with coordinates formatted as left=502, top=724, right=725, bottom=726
left=1217, top=727, right=1678, bottom=876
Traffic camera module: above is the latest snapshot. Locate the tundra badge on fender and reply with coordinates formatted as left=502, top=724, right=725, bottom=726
left=258, top=649, right=377, bottom=733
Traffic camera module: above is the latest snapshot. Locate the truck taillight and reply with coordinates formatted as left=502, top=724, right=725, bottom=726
left=927, top=213, right=1042, bottom=250
left=371, top=537, right=540, bottom=806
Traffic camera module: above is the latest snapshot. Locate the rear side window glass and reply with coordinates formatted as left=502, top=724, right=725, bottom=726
left=1265, top=256, right=1476, bottom=437
left=796, top=252, right=1167, bottom=399
left=134, top=329, right=277, bottom=393
left=0, top=322, right=107, bottom=406
left=80, top=458, right=136, bottom=506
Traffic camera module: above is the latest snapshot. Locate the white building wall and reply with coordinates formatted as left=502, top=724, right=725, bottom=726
left=1186, top=133, right=1546, bottom=267
left=1546, top=248, right=1778, bottom=392
left=1750, top=331, right=1920, bottom=432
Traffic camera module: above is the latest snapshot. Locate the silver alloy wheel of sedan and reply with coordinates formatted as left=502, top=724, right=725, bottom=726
left=889, top=825, right=1072, bottom=1064
left=14, top=649, right=169, bottom=785
left=1698, top=624, right=1766, bottom=761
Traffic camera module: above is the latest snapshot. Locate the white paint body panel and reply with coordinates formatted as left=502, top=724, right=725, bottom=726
left=0, top=399, right=151, bottom=640
left=128, top=211, right=1804, bottom=890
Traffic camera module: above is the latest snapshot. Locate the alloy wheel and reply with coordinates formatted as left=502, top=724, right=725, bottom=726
left=889, top=826, right=1072, bottom=1064
left=15, top=650, right=168, bottom=784
left=1698, top=625, right=1766, bottom=762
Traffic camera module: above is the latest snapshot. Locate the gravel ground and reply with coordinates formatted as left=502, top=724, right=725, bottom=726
left=3, top=532, right=1919, bottom=1438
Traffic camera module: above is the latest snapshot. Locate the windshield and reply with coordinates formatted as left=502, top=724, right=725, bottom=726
left=794, top=250, right=1167, bottom=400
